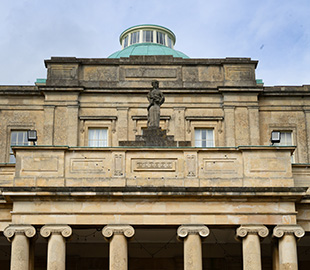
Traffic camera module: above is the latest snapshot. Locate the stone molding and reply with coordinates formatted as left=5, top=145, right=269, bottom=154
left=40, top=224, right=72, bottom=238
left=236, top=225, right=269, bottom=238
left=273, top=225, right=305, bottom=239
left=177, top=225, right=210, bottom=238
left=4, top=225, right=36, bottom=241
left=102, top=225, right=135, bottom=238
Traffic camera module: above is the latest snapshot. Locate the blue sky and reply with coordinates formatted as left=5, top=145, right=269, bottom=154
left=0, top=0, right=309, bottom=86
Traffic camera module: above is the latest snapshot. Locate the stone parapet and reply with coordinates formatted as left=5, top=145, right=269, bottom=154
left=10, top=145, right=295, bottom=188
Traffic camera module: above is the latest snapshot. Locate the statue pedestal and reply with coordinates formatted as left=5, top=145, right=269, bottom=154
left=119, top=127, right=191, bottom=147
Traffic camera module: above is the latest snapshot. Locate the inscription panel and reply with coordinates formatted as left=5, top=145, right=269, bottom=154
left=70, top=159, right=105, bottom=173
left=125, top=68, right=177, bottom=78
left=226, top=66, right=254, bottom=81
left=203, top=158, right=238, bottom=175
left=132, top=159, right=177, bottom=172
left=22, top=157, right=58, bottom=172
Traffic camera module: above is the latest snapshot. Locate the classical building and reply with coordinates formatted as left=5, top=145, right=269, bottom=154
left=0, top=24, right=310, bottom=269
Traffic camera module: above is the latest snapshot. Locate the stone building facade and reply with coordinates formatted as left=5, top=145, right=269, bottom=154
left=0, top=24, right=310, bottom=269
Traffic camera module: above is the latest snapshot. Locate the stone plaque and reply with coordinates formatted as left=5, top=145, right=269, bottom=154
left=203, top=158, right=238, bottom=175
left=70, top=159, right=105, bottom=173
left=132, top=159, right=176, bottom=172
left=125, top=68, right=177, bottom=78
left=22, top=157, right=58, bottom=172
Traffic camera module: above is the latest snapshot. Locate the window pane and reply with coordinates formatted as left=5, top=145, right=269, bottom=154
left=274, top=131, right=293, bottom=146
left=156, top=32, right=165, bottom=45
left=143, top=30, right=153, bottom=43
left=10, top=131, right=29, bottom=163
left=124, top=35, right=129, bottom=48
left=88, top=128, right=108, bottom=147
left=194, top=129, right=214, bottom=147
left=167, top=36, right=173, bottom=48
left=130, top=31, right=140, bottom=45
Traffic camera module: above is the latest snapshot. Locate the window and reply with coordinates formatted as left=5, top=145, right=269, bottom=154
left=273, top=131, right=295, bottom=162
left=156, top=31, right=165, bottom=45
left=9, top=131, right=30, bottom=163
left=88, top=128, right=108, bottom=147
left=167, top=36, right=173, bottom=48
left=195, top=129, right=214, bottom=147
left=274, top=131, right=293, bottom=146
left=142, top=30, right=153, bottom=43
left=123, top=35, right=129, bottom=48
left=130, top=31, right=140, bottom=45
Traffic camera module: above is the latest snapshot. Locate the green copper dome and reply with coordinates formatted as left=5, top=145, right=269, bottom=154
left=108, top=43, right=189, bottom=58
left=108, top=24, right=189, bottom=59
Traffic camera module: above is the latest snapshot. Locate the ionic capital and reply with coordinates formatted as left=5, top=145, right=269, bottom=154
left=236, top=225, right=269, bottom=239
left=40, top=224, right=72, bottom=238
left=273, top=225, right=305, bottom=239
left=177, top=225, right=210, bottom=238
left=4, top=225, right=36, bottom=241
left=102, top=225, right=135, bottom=238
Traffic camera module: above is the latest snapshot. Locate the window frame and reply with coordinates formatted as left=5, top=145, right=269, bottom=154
left=88, top=128, right=108, bottom=147
left=83, top=121, right=112, bottom=147
left=8, top=130, right=31, bottom=163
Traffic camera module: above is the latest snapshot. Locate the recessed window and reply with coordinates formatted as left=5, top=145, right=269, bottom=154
left=123, top=35, right=129, bottom=48
left=88, top=128, right=108, bottom=147
left=142, top=30, right=153, bottom=43
left=273, top=131, right=293, bottom=146
left=273, top=131, right=295, bottom=162
left=195, top=129, right=214, bottom=147
left=9, top=131, right=30, bottom=163
left=156, top=31, right=165, bottom=45
left=130, top=31, right=140, bottom=45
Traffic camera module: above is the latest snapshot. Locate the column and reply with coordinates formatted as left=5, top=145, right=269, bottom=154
left=40, top=225, right=72, bottom=270
left=273, top=225, right=305, bottom=270
left=4, top=225, right=36, bottom=270
left=236, top=225, right=269, bottom=270
left=177, top=225, right=209, bottom=270
left=102, top=225, right=135, bottom=270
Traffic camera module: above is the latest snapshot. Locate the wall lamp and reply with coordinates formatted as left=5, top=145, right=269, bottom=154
left=27, top=130, right=37, bottom=145
left=271, top=131, right=281, bottom=145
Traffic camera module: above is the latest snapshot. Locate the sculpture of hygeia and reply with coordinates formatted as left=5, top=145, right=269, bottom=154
left=147, top=81, right=165, bottom=128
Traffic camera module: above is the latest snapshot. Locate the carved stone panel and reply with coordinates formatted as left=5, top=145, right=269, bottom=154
left=132, top=159, right=177, bottom=172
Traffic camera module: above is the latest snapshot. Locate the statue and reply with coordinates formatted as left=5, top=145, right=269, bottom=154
left=147, top=80, right=165, bottom=128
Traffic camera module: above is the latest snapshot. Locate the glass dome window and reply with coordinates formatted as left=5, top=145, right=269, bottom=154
left=156, top=32, right=165, bottom=45
left=130, top=31, right=140, bottom=45
left=123, top=35, right=129, bottom=48
left=143, top=30, right=153, bottom=43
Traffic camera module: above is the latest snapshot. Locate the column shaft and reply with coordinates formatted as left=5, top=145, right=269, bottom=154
left=4, top=225, right=36, bottom=270
left=278, top=234, right=298, bottom=270
left=47, top=234, right=66, bottom=270
left=184, top=234, right=203, bottom=270
left=242, top=234, right=261, bottom=270
left=110, top=234, right=128, bottom=270
left=236, top=225, right=268, bottom=270
left=40, top=225, right=72, bottom=270
left=177, top=225, right=209, bottom=270
left=11, top=233, right=30, bottom=270
left=102, top=225, right=135, bottom=270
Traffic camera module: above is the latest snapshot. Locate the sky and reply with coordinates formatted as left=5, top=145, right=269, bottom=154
left=0, top=0, right=309, bottom=86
